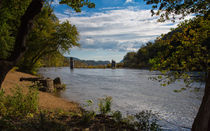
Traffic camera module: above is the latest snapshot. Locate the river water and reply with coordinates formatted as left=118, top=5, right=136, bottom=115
left=38, top=67, right=204, bottom=130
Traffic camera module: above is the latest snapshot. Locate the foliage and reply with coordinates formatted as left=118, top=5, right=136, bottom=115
left=98, top=96, right=112, bottom=115
left=150, top=16, right=209, bottom=88
left=0, top=93, right=161, bottom=130
left=59, top=0, right=95, bottom=12
left=112, top=110, right=123, bottom=122
left=41, top=52, right=70, bottom=68
left=0, top=87, right=38, bottom=120
left=80, top=110, right=96, bottom=125
left=0, top=0, right=95, bottom=79
left=123, top=41, right=163, bottom=69
left=0, top=0, right=31, bottom=59
left=123, top=15, right=209, bottom=89
left=123, top=52, right=138, bottom=68
left=17, top=5, right=79, bottom=73
left=144, top=0, right=210, bottom=22
left=134, top=110, right=161, bottom=131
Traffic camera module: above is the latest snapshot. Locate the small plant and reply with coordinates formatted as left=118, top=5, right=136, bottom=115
left=0, top=87, right=38, bottom=120
left=85, top=99, right=94, bottom=110
left=79, top=99, right=96, bottom=125
left=112, top=110, right=122, bottom=122
left=134, top=110, right=161, bottom=131
left=98, top=96, right=112, bottom=115
left=80, top=110, right=96, bottom=125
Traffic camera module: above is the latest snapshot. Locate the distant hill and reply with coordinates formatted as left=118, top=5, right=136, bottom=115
left=119, top=59, right=124, bottom=63
left=80, top=60, right=110, bottom=66
left=64, top=57, right=110, bottom=66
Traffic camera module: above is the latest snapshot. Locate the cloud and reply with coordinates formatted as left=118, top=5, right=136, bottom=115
left=57, top=8, right=192, bottom=52
left=52, top=0, right=59, bottom=5
left=125, top=0, right=133, bottom=3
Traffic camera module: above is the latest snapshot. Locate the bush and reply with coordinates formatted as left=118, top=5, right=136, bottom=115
left=80, top=110, right=96, bottom=125
left=112, top=110, right=122, bottom=122
left=134, top=110, right=161, bottom=131
left=0, top=87, right=38, bottom=120
left=98, top=96, right=112, bottom=115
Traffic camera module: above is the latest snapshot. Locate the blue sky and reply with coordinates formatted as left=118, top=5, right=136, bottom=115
left=52, top=0, right=191, bottom=62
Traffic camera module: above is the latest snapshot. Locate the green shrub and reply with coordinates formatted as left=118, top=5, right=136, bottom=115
left=98, top=96, right=112, bottom=115
left=0, top=87, right=38, bottom=120
left=80, top=110, right=96, bottom=125
left=134, top=110, right=161, bottom=131
left=112, top=110, right=122, bottom=122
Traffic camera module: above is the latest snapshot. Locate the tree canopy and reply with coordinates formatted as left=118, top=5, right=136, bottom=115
left=18, top=5, right=80, bottom=73
left=150, top=15, right=209, bottom=86
left=0, top=0, right=95, bottom=87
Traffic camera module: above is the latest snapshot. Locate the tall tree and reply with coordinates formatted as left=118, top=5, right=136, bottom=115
left=18, top=5, right=79, bottom=73
left=150, top=16, right=209, bottom=130
left=144, top=0, right=210, bottom=130
left=0, top=0, right=95, bottom=87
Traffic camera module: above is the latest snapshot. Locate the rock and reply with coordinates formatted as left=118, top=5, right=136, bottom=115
left=53, top=77, right=65, bottom=90
left=53, top=77, right=61, bottom=85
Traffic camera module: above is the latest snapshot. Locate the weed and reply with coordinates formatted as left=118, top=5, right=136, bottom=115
left=0, top=87, right=38, bottom=120
left=80, top=110, right=96, bottom=125
left=98, top=96, right=112, bottom=115
left=134, top=110, right=161, bottom=131
left=112, top=110, right=122, bottom=122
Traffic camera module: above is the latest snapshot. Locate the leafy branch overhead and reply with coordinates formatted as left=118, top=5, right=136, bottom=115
left=144, top=0, right=210, bottom=22
left=59, top=0, right=95, bottom=12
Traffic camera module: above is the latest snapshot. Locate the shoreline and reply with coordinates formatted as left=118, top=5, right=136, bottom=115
left=2, top=70, right=81, bottom=113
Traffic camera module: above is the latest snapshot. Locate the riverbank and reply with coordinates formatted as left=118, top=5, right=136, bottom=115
left=2, top=70, right=80, bottom=112
left=0, top=69, right=161, bottom=130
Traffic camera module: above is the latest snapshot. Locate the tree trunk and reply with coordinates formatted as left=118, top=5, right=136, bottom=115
left=0, top=0, right=43, bottom=88
left=0, top=61, right=13, bottom=87
left=192, top=70, right=210, bottom=131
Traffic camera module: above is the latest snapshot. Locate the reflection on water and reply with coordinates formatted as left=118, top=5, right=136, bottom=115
left=38, top=67, right=204, bottom=130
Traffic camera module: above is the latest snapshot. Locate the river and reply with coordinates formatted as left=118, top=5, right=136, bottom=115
left=38, top=67, right=204, bottom=130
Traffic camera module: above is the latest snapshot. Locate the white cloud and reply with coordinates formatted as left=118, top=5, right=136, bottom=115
left=125, top=0, right=133, bottom=3
left=52, top=0, right=59, bottom=5
left=57, top=9, right=192, bottom=52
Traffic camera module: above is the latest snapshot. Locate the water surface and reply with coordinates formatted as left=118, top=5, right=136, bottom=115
left=38, top=67, right=204, bottom=130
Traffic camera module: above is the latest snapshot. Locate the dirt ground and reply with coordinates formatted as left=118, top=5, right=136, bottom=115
left=2, top=70, right=80, bottom=112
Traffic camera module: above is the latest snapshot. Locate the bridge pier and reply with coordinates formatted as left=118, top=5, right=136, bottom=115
left=70, top=57, right=74, bottom=69
left=111, top=60, right=116, bottom=69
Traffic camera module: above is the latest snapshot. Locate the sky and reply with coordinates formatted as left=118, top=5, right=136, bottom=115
left=52, top=0, right=190, bottom=62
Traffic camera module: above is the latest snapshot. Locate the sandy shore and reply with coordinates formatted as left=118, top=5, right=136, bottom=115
left=2, top=70, right=80, bottom=112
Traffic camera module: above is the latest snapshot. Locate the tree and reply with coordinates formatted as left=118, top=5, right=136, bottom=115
left=150, top=16, right=209, bottom=131
left=0, top=0, right=95, bottom=87
left=144, top=0, right=210, bottom=130
left=18, top=5, right=79, bottom=73
left=123, top=41, right=165, bottom=69
left=123, top=52, right=138, bottom=68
